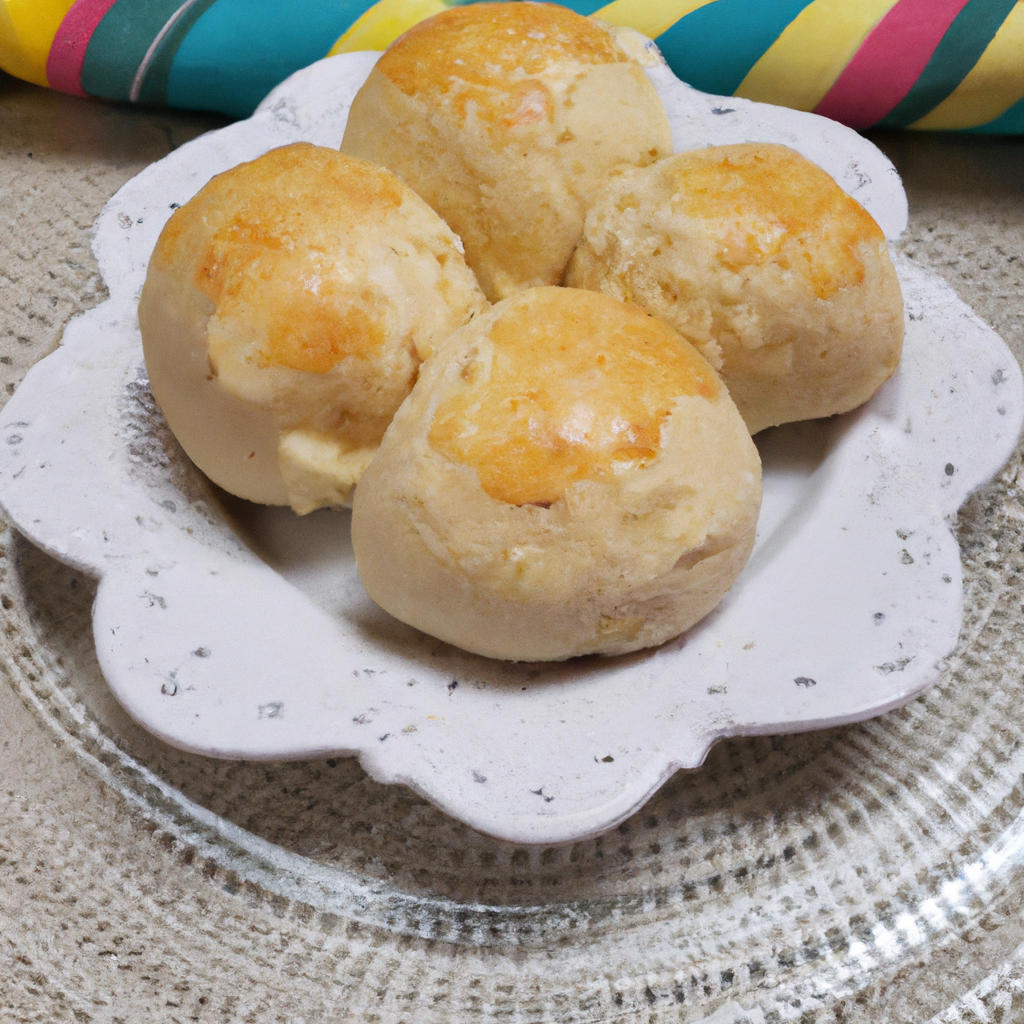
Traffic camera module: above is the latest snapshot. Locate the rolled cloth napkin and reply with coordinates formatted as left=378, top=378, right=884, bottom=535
left=0, top=0, right=1022, bottom=131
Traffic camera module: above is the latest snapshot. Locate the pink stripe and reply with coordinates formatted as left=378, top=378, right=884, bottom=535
left=45, top=0, right=120, bottom=95
left=813, top=0, right=971, bottom=129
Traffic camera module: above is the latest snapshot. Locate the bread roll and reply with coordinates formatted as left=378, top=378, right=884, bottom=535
left=566, top=143, right=904, bottom=434
left=352, top=287, right=762, bottom=661
left=139, top=143, right=486, bottom=513
left=340, top=2, right=672, bottom=301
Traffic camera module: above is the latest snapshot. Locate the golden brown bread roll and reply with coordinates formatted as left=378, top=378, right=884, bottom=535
left=340, top=2, right=673, bottom=301
left=352, top=287, right=762, bottom=661
left=139, top=143, right=487, bottom=513
left=565, top=143, right=904, bottom=434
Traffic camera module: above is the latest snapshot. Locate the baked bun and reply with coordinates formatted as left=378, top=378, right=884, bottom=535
left=340, top=2, right=672, bottom=302
left=565, top=143, right=904, bottom=435
left=352, top=287, right=761, bottom=662
left=139, top=143, right=486, bottom=513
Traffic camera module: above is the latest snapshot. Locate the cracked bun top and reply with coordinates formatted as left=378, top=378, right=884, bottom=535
left=566, top=143, right=904, bottom=435
left=139, top=143, right=486, bottom=513
left=352, top=287, right=762, bottom=661
left=427, top=287, right=720, bottom=508
left=341, top=2, right=673, bottom=301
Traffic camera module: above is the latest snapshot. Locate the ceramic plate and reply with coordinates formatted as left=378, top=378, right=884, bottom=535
left=0, top=51, right=1019, bottom=845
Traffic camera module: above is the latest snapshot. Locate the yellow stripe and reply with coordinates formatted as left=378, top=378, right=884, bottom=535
left=327, top=0, right=448, bottom=55
left=735, top=0, right=900, bottom=109
left=0, top=0, right=76, bottom=86
left=592, top=0, right=718, bottom=41
left=911, top=1, right=1024, bottom=128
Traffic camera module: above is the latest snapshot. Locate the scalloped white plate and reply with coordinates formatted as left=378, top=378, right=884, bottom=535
left=0, top=51, right=1020, bottom=845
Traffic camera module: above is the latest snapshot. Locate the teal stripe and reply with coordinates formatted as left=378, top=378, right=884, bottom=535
left=655, top=0, right=816, bottom=96
left=543, top=0, right=609, bottom=12
left=963, top=92, right=1024, bottom=133
left=134, top=0, right=219, bottom=107
left=454, top=0, right=609, bottom=9
left=166, top=0, right=370, bottom=117
left=82, top=0, right=194, bottom=102
left=532, top=0, right=609, bottom=11
left=879, top=0, right=1019, bottom=128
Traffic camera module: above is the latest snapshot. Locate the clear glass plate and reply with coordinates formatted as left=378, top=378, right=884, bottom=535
left=5, top=460, right=1024, bottom=1021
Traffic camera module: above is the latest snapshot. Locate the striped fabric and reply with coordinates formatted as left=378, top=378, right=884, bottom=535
left=1, top=0, right=1021, bottom=130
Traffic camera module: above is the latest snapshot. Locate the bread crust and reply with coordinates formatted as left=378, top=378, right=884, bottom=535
left=352, top=287, right=762, bottom=661
left=139, top=143, right=486, bottom=512
left=566, top=143, right=904, bottom=434
left=340, top=2, right=672, bottom=301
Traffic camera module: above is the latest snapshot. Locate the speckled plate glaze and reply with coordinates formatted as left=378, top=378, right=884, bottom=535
left=0, top=51, right=1019, bottom=846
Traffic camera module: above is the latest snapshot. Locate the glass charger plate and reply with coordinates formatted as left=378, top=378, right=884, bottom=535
left=5, top=467, right=1024, bottom=1022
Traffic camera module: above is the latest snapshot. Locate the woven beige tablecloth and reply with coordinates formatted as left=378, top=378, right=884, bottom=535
left=2, top=67, right=1024, bottom=1023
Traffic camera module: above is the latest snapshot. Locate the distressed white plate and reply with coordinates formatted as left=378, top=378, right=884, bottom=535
left=0, top=52, right=1019, bottom=846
